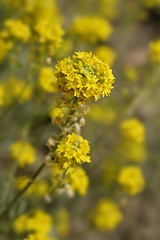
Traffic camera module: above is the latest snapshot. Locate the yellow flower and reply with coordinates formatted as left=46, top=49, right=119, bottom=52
left=15, top=176, right=49, bottom=196
left=117, top=166, right=145, bottom=195
left=10, top=141, right=36, bottom=167
left=120, top=118, right=145, bottom=143
left=55, top=52, right=115, bottom=103
left=0, top=39, right=7, bottom=62
left=68, top=167, right=89, bottom=195
left=34, top=20, right=64, bottom=49
left=95, top=46, right=116, bottom=66
left=13, top=210, right=53, bottom=235
left=149, top=39, right=160, bottom=64
left=4, top=19, right=31, bottom=42
left=93, top=199, right=123, bottom=231
left=38, top=67, right=57, bottom=92
left=70, top=16, right=112, bottom=43
left=56, top=133, right=91, bottom=169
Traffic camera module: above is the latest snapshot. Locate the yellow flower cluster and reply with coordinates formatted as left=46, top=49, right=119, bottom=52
left=55, top=52, right=115, bottom=103
left=70, top=16, right=112, bottom=43
left=2, top=77, right=32, bottom=104
left=15, top=176, right=48, bottom=196
left=117, top=166, right=145, bottom=195
left=3, top=19, right=31, bottom=42
left=95, top=45, right=116, bottom=66
left=10, top=141, right=36, bottom=167
left=68, top=167, right=89, bottom=195
left=149, top=39, right=160, bottom=64
left=93, top=199, right=123, bottom=231
left=38, top=67, right=57, bottom=93
left=120, top=118, right=145, bottom=143
left=24, top=233, right=57, bottom=240
left=56, top=133, right=91, bottom=169
left=13, top=209, right=52, bottom=235
left=34, top=20, right=64, bottom=50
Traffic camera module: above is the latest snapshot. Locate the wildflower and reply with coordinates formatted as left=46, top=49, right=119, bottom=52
left=4, top=19, right=31, bottom=42
left=149, top=39, right=160, bottom=64
left=67, top=167, right=89, bottom=195
left=117, top=166, right=145, bottom=195
left=38, top=67, right=57, bottom=92
left=70, top=16, right=112, bottom=43
left=93, top=199, right=123, bottom=231
left=56, top=133, right=90, bottom=169
left=95, top=46, right=116, bottom=66
left=10, top=141, right=36, bottom=167
left=55, top=52, right=115, bottom=103
left=34, top=20, right=64, bottom=50
left=0, top=39, right=7, bottom=62
left=120, top=118, right=145, bottom=143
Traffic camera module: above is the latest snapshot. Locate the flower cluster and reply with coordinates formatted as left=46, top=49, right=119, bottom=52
left=95, top=45, right=116, bottom=66
left=38, top=67, right=57, bottom=93
left=56, top=133, right=90, bottom=169
left=55, top=51, right=115, bottom=103
left=70, top=16, right=112, bottom=43
left=117, top=166, right=145, bottom=195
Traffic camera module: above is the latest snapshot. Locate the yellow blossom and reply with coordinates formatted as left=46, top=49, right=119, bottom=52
left=10, top=141, right=36, bottom=167
left=93, top=199, right=123, bottom=231
left=149, top=39, right=160, bottom=64
left=70, top=16, right=112, bottom=43
left=120, top=118, right=145, bottom=143
left=55, top=52, right=115, bottom=103
left=67, top=167, right=89, bottom=195
left=56, top=133, right=91, bottom=169
left=117, top=166, right=145, bottom=195
left=38, top=67, right=57, bottom=92
left=95, top=46, right=116, bottom=66
left=4, top=19, right=31, bottom=42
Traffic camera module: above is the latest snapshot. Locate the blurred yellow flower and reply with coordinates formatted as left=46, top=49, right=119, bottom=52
left=4, top=19, right=31, bottom=42
left=56, top=133, right=91, bottom=169
left=120, top=118, right=145, bottom=143
left=38, top=67, right=57, bottom=92
left=95, top=45, right=116, bottom=66
left=93, top=199, right=123, bottom=231
left=10, top=141, right=36, bottom=167
left=149, top=39, right=160, bottom=64
left=117, top=166, right=145, bottom=195
left=70, top=16, right=112, bottom=43
left=55, top=52, right=115, bottom=103
left=68, top=167, right=89, bottom=195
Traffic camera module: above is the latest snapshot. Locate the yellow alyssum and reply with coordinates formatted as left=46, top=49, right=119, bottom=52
left=0, top=39, right=7, bottom=62
left=93, top=199, right=123, bottom=231
left=56, top=133, right=91, bottom=169
left=4, top=19, right=31, bottom=42
left=15, top=176, right=49, bottom=196
left=13, top=209, right=52, bottom=235
left=55, top=52, right=115, bottom=103
left=70, top=16, right=112, bottom=43
left=149, top=39, right=160, bottom=64
left=68, top=167, right=89, bottom=195
left=120, top=118, right=145, bottom=143
left=38, top=67, right=57, bottom=92
left=117, top=166, right=145, bottom=195
left=95, top=46, right=116, bottom=66
left=34, top=20, right=64, bottom=49
left=10, top=141, right=36, bottom=167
